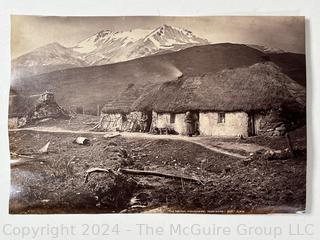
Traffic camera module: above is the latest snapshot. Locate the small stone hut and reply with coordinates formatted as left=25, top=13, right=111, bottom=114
left=8, top=90, right=69, bottom=128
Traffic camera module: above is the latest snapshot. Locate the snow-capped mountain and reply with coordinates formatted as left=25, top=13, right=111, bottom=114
left=73, top=24, right=209, bottom=65
left=12, top=25, right=209, bottom=78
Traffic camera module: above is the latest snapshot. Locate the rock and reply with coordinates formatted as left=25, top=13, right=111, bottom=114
left=273, top=130, right=281, bottom=136
left=264, top=149, right=290, bottom=160
left=119, top=148, right=128, bottom=158
left=121, top=158, right=134, bottom=166
left=39, top=141, right=50, bottom=154
left=255, top=149, right=265, bottom=154
left=108, top=141, right=118, bottom=146
left=243, top=158, right=253, bottom=166
left=225, top=165, right=232, bottom=173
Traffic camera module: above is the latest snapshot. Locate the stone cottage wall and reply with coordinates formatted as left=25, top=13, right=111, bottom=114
left=199, top=111, right=249, bottom=137
left=254, top=111, right=287, bottom=136
left=101, top=111, right=142, bottom=131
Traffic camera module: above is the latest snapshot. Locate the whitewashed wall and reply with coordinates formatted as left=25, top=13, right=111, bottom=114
left=154, top=112, right=186, bottom=134
left=199, top=111, right=249, bottom=137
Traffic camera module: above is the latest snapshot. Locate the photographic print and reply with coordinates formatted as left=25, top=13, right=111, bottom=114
left=9, top=16, right=306, bottom=214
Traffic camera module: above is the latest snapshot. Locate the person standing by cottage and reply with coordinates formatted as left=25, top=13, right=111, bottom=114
left=185, top=111, right=194, bottom=137
left=140, top=112, right=149, bottom=132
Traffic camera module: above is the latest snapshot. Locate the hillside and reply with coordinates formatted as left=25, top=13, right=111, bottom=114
left=11, top=43, right=305, bottom=114
left=268, top=53, right=306, bottom=87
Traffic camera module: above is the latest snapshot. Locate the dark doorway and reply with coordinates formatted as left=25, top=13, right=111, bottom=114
left=145, top=111, right=153, bottom=132
left=248, top=112, right=256, bottom=136
left=191, top=111, right=200, bottom=135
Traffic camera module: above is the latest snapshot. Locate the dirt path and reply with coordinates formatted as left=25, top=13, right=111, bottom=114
left=9, top=127, right=273, bottom=159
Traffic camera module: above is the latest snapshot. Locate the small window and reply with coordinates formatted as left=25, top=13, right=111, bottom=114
left=170, top=113, right=176, bottom=123
left=218, top=112, right=225, bottom=123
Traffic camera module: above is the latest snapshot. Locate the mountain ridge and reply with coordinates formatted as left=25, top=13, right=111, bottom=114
left=12, top=25, right=209, bottom=78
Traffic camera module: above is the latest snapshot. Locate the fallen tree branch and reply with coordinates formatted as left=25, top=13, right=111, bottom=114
left=84, top=167, right=119, bottom=183
left=11, top=158, right=46, bottom=167
left=120, top=168, right=204, bottom=185
left=11, top=152, right=36, bottom=159
left=84, top=167, right=204, bottom=185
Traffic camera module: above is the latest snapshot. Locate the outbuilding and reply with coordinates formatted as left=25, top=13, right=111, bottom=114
left=100, top=84, right=153, bottom=132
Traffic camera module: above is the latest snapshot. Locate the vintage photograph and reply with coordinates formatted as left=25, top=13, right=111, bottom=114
left=9, top=16, right=306, bottom=214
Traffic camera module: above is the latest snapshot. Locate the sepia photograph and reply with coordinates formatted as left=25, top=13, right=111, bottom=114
left=9, top=16, right=306, bottom=214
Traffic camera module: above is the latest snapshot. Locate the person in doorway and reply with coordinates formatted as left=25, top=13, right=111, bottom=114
left=193, top=112, right=200, bottom=136
left=140, top=113, right=149, bottom=132
left=185, top=111, right=194, bottom=137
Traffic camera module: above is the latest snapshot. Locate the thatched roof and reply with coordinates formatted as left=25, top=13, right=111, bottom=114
left=132, top=62, right=306, bottom=113
left=101, top=84, right=145, bottom=114
left=9, top=94, right=39, bottom=117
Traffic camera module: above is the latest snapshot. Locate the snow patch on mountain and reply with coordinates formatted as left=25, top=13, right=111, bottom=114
left=73, top=24, right=209, bottom=65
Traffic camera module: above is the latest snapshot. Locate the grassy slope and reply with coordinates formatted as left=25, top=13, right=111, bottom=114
left=268, top=52, right=306, bottom=87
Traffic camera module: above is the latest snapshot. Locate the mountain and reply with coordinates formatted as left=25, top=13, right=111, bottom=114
left=72, top=24, right=209, bottom=65
left=12, top=42, right=88, bottom=79
left=12, top=25, right=209, bottom=78
left=13, top=43, right=304, bottom=115
left=247, top=44, right=285, bottom=54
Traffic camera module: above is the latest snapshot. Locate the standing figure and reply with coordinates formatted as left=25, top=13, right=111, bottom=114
left=185, top=111, right=194, bottom=137
left=140, top=113, right=149, bottom=132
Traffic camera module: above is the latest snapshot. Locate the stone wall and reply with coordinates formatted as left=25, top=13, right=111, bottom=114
left=8, top=117, right=18, bottom=129
left=254, top=111, right=287, bottom=136
left=199, top=111, right=249, bottom=137
left=101, top=111, right=142, bottom=132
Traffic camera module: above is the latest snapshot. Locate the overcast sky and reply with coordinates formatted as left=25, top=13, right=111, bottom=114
left=11, top=16, right=305, bottom=58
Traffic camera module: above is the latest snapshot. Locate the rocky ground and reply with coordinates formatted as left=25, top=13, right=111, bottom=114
left=9, top=125, right=306, bottom=214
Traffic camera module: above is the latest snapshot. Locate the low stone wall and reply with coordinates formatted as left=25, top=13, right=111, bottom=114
left=254, top=111, right=287, bottom=136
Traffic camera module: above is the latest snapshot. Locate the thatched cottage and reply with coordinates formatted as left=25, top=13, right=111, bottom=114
left=100, top=84, right=153, bottom=132
left=132, top=62, right=305, bottom=137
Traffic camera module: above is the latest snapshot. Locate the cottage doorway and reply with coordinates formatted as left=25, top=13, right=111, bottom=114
left=191, top=111, right=200, bottom=135
left=248, top=113, right=256, bottom=136
left=143, top=111, right=153, bottom=132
